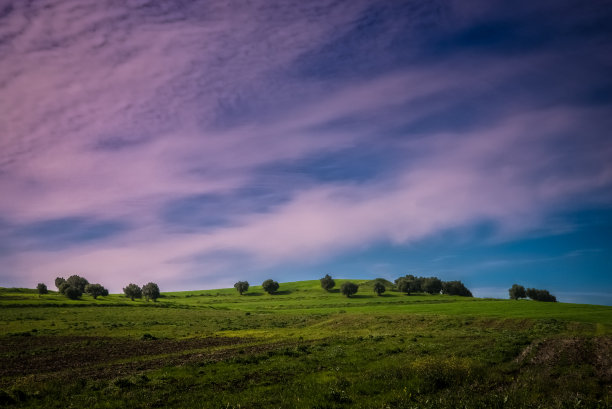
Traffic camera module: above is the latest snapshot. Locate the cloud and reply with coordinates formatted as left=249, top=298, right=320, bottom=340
left=0, top=0, right=611, bottom=292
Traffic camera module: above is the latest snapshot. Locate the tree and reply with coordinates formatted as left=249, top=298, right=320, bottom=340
left=526, top=288, right=556, bottom=302
left=64, top=286, right=82, bottom=300
left=509, top=284, right=527, bottom=300
left=442, top=281, right=473, bottom=297
left=142, top=282, right=160, bottom=302
left=85, top=283, right=108, bottom=299
left=396, top=277, right=414, bottom=295
left=234, top=281, right=249, bottom=295
left=123, top=283, right=142, bottom=301
left=66, top=275, right=89, bottom=293
left=340, top=282, right=358, bottom=297
left=320, top=274, right=335, bottom=291
left=37, top=283, right=48, bottom=296
left=373, top=281, right=385, bottom=296
left=55, top=277, right=66, bottom=290
left=262, top=279, right=279, bottom=294
left=58, top=282, right=71, bottom=295
left=422, top=277, right=443, bottom=294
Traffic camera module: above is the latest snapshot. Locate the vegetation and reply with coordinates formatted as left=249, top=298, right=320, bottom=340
left=442, top=280, right=472, bottom=297
left=527, top=287, right=557, bottom=302
left=340, top=281, right=358, bottom=297
left=123, top=283, right=142, bottom=301
left=261, top=279, right=279, bottom=294
left=509, top=284, right=527, bottom=300
left=66, top=275, right=89, bottom=293
left=320, top=274, right=335, bottom=291
left=63, top=286, right=82, bottom=300
left=373, top=281, right=386, bottom=296
left=234, top=281, right=249, bottom=295
left=36, top=283, right=47, bottom=295
left=54, top=277, right=66, bottom=290
left=0, top=279, right=608, bottom=408
left=85, top=284, right=108, bottom=299
left=142, top=282, right=160, bottom=302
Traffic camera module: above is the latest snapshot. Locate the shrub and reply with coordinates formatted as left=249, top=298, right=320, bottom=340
left=54, top=277, right=66, bottom=290
left=85, top=283, right=108, bottom=299
left=320, top=274, right=335, bottom=291
left=123, top=283, right=142, bottom=301
left=422, top=277, right=443, bottom=294
left=36, top=283, right=48, bottom=295
left=526, top=288, right=557, bottom=302
left=442, top=280, right=473, bottom=297
left=509, top=284, right=527, bottom=300
left=234, top=281, right=249, bottom=295
left=373, top=282, right=385, bottom=296
left=64, top=286, right=82, bottom=300
left=142, top=282, right=160, bottom=302
left=58, top=282, right=71, bottom=295
left=262, top=279, right=279, bottom=294
left=340, top=282, right=358, bottom=297
left=66, top=275, right=89, bottom=293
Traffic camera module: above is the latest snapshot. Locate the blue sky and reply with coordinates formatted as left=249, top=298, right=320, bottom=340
left=0, top=0, right=611, bottom=304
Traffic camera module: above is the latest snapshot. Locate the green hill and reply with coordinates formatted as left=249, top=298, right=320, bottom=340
left=0, top=280, right=610, bottom=408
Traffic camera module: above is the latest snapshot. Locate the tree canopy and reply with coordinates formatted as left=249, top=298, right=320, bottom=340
left=123, top=283, right=142, bottom=301
left=262, top=279, right=279, bottom=294
left=509, top=284, right=527, bottom=300
left=320, top=274, right=335, bottom=291
left=142, top=282, right=161, bottom=302
left=234, top=281, right=250, bottom=295
left=340, top=282, right=358, bottom=297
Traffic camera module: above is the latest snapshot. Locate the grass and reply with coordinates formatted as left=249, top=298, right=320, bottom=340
left=0, top=280, right=611, bottom=408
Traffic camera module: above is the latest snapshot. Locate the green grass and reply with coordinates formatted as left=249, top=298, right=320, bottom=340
left=1, top=281, right=611, bottom=408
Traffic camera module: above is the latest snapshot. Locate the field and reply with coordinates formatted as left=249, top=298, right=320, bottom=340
left=1, top=279, right=611, bottom=408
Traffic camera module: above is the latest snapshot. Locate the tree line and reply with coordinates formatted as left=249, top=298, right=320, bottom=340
left=36, top=275, right=161, bottom=302
left=508, top=284, right=556, bottom=302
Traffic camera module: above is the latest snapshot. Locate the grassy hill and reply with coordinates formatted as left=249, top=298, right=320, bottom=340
left=0, top=280, right=611, bottom=408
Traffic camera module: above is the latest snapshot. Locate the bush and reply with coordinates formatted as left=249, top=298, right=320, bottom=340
left=262, top=279, right=279, bottom=294
left=320, top=274, right=335, bottom=291
left=509, top=284, right=527, bottom=300
left=422, top=277, right=443, bottom=294
left=340, top=282, right=358, bottom=297
left=442, top=280, right=473, bottom=297
left=66, top=275, right=89, bottom=292
left=373, top=282, right=385, bottom=296
left=85, top=283, right=108, bottom=299
left=58, top=282, right=71, bottom=295
left=234, top=281, right=249, bottom=295
left=142, top=282, right=160, bottom=302
left=123, top=283, right=142, bottom=301
left=64, top=286, right=82, bottom=300
left=526, top=288, right=557, bottom=302
left=54, top=277, right=66, bottom=290
left=36, top=283, right=48, bottom=295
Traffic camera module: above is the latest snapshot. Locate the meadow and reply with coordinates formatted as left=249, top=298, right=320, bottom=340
left=1, top=279, right=610, bottom=408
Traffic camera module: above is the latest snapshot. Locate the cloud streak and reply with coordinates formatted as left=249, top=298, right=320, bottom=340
left=0, top=0, right=611, bottom=296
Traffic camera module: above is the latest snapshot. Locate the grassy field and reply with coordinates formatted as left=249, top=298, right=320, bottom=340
left=1, top=279, right=611, bottom=408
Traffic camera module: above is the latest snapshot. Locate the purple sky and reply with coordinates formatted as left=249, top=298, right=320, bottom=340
left=1, top=0, right=611, bottom=303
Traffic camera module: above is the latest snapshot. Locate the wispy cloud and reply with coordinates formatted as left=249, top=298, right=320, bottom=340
left=0, top=0, right=611, bottom=294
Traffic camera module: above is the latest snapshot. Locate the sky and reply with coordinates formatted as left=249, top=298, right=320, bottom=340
left=0, top=0, right=611, bottom=304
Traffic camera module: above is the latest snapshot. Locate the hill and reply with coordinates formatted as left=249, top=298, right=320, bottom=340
left=0, top=280, right=610, bottom=408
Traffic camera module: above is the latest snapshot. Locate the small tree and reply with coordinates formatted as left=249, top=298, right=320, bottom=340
left=66, top=275, right=89, bottom=293
left=262, top=279, right=279, bottom=294
left=123, top=283, right=142, bottom=301
left=396, top=277, right=413, bottom=295
left=85, top=283, right=108, bottom=299
left=526, top=288, right=556, bottom=302
left=442, top=280, right=473, bottom=297
left=509, top=284, right=526, bottom=300
left=58, top=282, right=71, bottom=295
left=142, top=282, right=160, bottom=302
left=55, top=277, right=66, bottom=290
left=373, top=282, right=385, bottom=296
left=340, top=282, right=358, bottom=298
left=422, top=277, right=443, bottom=294
left=37, top=283, right=48, bottom=296
left=64, top=286, right=82, bottom=300
left=320, top=274, right=335, bottom=291
left=234, top=281, right=249, bottom=295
